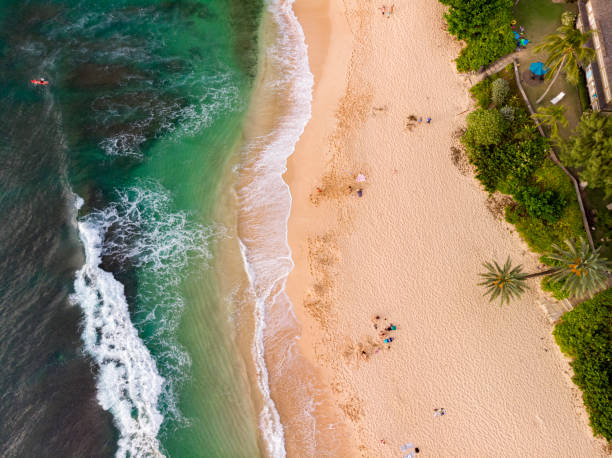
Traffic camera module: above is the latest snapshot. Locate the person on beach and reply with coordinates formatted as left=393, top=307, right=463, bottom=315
left=426, top=117, right=432, bottom=124
left=386, top=4, right=394, bottom=18
left=380, top=5, right=386, bottom=16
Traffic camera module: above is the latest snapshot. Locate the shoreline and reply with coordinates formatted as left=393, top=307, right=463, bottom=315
left=285, top=0, right=607, bottom=456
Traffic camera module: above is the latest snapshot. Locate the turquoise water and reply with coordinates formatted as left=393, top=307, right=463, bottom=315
left=0, top=0, right=268, bottom=455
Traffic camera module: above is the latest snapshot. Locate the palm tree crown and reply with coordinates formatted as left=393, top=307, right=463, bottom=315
left=532, top=105, right=568, bottom=142
left=479, top=257, right=528, bottom=305
left=546, top=238, right=611, bottom=298
left=535, top=25, right=595, bottom=85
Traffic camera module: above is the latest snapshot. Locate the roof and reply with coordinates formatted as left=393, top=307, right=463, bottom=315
left=589, top=0, right=612, bottom=81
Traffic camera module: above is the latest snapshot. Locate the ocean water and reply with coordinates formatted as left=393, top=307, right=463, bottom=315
left=0, top=0, right=299, bottom=456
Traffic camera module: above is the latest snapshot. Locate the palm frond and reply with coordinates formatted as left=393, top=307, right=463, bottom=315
left=546, top=238, right=611, bottom=298
left=479, top=257, right=528, bottom=305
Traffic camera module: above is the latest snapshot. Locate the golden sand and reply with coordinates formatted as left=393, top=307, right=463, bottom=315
left=283, top=0, right=609, bottom=455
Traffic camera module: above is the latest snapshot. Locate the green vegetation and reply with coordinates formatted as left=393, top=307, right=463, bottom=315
left=554, top=288, right=612, bottom=441
left=541, top=276, right=570, bottom=300
left=491, top=77, right=510, bottom=106
left=479, top=258, right=529, bottom=305
left=577, top=68, right=590, bottom=112
left=463, top=108, right=509, bottom=147
left=469, top=77, right=496, bottom=108
left=479, top=238, right=610, bottom=304
left=532, top=105, right=568, bottom=143
left=505, top=160, right=584, bottom=252
left=561, top=11, right=576, bottom=27
left=513, top=185, right=566, bottom=223
left=499, top=105, right=515, bottom=122
left=439, top=0, right=515, bottom=72
left=564, top=112, right=612, bottom=200
left=465, top=71, right=585, bottom=253
left=534, top=25, right=595, bottom=104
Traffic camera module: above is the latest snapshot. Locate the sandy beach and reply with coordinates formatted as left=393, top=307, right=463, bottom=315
left=284, top=0, right=609, bottom=456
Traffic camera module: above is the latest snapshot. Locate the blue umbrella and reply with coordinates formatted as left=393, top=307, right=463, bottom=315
left=529, top=62, right=549, bottom=76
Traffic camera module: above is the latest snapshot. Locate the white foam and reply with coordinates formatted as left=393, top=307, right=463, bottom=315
left=71, top=182, right=215, bottom=456
left=237, top=0, right=314, bottom=457
left=72, top=218, right=165, bottom=458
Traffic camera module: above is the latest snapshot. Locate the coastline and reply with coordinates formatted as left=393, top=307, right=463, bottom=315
left=285, top=0, right=608, bottom=456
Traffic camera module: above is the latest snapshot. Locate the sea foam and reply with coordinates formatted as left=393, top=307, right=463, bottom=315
left=72, top=182, right=215, bottom=457
left=72, top=215, right=165, bottom=458
left=237, top=0, right=313, bottom=456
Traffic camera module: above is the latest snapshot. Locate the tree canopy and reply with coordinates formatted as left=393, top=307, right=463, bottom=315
left=565, top=111, right=612, bottom=199
left=439, top=0, right=515, bottom=71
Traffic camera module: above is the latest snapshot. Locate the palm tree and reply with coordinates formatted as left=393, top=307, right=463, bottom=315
left=534, top=25, right=595, bottom=104
left=546, top=238, right=610, bottom=298
left=479, top=238, right=610, bottom=304
left=531, top=105, right=568, bottom=143
left=479, top=258, right=533, bottom=305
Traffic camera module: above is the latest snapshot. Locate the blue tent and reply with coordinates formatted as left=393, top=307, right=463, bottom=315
left=529, top=62, right=549, bottom=76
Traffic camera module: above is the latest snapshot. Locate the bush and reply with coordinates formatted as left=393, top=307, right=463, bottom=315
left=541, top=276, right=571, bottom=300
left=464, top=113, right=547, bottom=192
left=505, top=135, right=549, bottom=180
left=470, top=78, right=494, bottom=108
left=505, top=196, right=584, bottom=253
left=561, top=11, right=577, bottom=27
left=499, top=105, right=515, bottom=122
left=463, top=108, right=508, bottom=146
left=440, top=0, right=516, bottom=72
left=491, top=79, right=510, bottom=106
left=553, top=288, right=612, bottom=441
left=456, top=30, right=517, bottom=72
left=513, top=185, right=567, bottom=223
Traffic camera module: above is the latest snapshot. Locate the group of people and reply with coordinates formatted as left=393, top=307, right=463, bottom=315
left=372, top=315, right=397, bottom=345
left=433, top=407, right=447, bottom=417
left=379, top=4, right=395, bottom=18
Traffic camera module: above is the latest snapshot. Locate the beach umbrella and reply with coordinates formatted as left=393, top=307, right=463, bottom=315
left=513, top=31, right=520, bottom=40
left=529, top=62, right=548, bottom=76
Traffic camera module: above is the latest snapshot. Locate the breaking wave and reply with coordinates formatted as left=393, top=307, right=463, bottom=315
left=71, top=181, right=216, bottom=456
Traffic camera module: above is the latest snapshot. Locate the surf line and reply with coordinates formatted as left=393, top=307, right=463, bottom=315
left=71, top=197, right=165, bottom=458
left=236, top=0, right=313, bottom=456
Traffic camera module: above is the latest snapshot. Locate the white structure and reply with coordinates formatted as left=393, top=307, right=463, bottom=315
left=577, top=0, right=612, bottom=112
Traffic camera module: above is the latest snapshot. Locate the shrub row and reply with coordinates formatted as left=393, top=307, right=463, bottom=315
left=553, top=288, right=612, bottom=441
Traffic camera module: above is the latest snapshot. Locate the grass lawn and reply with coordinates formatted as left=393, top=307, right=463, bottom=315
left=513, top=0, right=581, bottom=138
